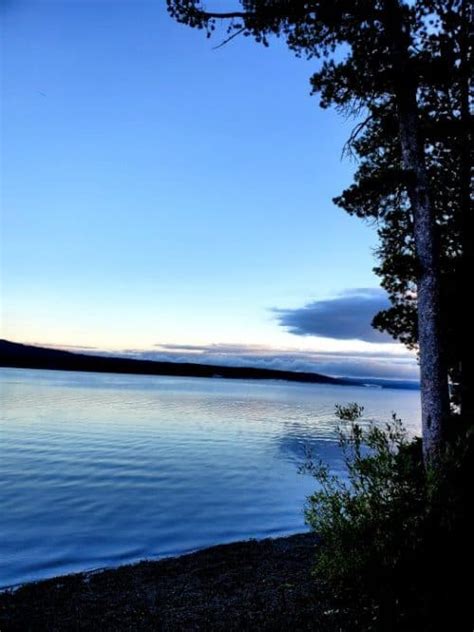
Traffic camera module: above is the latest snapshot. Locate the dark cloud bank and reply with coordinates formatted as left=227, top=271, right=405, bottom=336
left=275, top=288, right=391, bottom=343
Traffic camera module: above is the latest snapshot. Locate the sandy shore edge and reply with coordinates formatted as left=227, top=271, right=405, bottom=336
left=0, top=532, right=327, bottom=631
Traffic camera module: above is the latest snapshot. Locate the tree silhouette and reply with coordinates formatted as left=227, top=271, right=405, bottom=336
left=168, top=0, right=472, bottom=462
left=333, top=1, right=472, bottom=419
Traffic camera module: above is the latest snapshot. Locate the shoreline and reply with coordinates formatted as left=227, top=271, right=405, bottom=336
left=0, top=532, right=323, bottom=631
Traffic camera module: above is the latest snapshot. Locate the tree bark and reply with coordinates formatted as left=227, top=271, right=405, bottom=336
left=382, top=0, right=451, bottom=463
left=458, top=0, right=473, bottom=420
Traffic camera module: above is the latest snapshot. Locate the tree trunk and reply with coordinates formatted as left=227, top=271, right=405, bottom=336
left=458, top=0, right=473, bottom=420
left=398, top=105, right=451, bottom=462
left=382, top=0, right=451, bottom=463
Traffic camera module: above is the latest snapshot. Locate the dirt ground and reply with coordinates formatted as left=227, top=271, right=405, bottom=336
left=0, top=533, right=332, bottom=631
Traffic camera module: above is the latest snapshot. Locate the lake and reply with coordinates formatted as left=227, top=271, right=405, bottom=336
left=0, top=368, right=420, bottom=589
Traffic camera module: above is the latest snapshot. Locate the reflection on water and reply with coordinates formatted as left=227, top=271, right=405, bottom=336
left=0, top=368, right=420, bottom=588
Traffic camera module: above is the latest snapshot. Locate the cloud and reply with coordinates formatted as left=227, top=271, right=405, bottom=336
left=274, top=288, right=391, bottom=343
left=118, top=343, right=419, bottom=381
left=32, top=341, right=98, bottom=351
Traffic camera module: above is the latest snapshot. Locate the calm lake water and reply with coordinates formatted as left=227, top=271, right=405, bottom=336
left=0, top=368, right=421, bottom=588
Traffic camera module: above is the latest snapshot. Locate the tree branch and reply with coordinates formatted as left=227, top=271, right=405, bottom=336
left=213, top=27, right=246, bottom=49
left=192, top=11, right=253, bottom=19
left=342, top=113, right=375, bottom=159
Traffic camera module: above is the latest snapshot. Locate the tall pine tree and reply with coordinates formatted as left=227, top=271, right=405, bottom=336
left=168, top=0, right=472, bottom=462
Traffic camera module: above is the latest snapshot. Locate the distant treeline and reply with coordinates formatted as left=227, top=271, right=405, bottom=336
left=0, top=340, right=419, bottom=390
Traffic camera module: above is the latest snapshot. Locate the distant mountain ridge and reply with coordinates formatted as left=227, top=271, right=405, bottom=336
left=0, top=339, right=419, bottom=390
left=0, top=339, right=349, bottom=385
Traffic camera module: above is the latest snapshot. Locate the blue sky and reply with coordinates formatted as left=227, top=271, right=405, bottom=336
left=1, top=1, right=417, bottom=379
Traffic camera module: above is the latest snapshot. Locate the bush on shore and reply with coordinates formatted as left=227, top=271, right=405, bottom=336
left=302, top=404, right=474, bottom=631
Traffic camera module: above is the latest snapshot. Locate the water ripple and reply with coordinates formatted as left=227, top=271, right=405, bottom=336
left=0, top=368, right=420, bottom=588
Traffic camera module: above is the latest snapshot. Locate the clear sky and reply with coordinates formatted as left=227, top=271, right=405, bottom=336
left=1, top=1, right=418, bottom=380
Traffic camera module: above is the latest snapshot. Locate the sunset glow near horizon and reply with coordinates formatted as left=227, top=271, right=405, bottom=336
left=1, top=1, right=418, bottom=381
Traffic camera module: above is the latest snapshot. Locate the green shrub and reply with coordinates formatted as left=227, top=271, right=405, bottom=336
left=302, top=404, right=473, bottom=631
